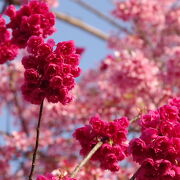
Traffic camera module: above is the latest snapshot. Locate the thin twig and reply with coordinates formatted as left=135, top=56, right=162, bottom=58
left=29, top=100, right=44, bottom=180
left=129, top=166, right=142, bottom=180
left=0, top=130, right=13, bottom=137
left=55, top=12, right=109, bottom=41
left=70, top=0, right=131, bottom=33
left=129, top=115, right=139, bottom=124
left=71, top=141, right=103, bottom=178
left=129, top=175, right=136, bottom=180
left=6, top=104, right=11, bottom=133
left=1, top=2, right=8, bottom=13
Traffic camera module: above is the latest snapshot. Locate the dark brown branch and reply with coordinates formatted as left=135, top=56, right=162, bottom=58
left=29, top=100, right=44, bottom=180
left=130, top=174, right=136, bottom=180
left=71, top=0, right=131, bottom=34
left=129, top=166, right=142, bottom=180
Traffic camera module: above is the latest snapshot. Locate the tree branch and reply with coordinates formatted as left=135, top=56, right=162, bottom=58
left=129, top=115, right=139, bottom=124
left=29, top=100, right=44, bottom=180
left=55, top=12, right=109, bottom=41
left=130, top=175, right=136, bottom=180
left=0, top=130, right=13, bottom=137
left=71, top=141, right=103, bottom=178
left=70, top=0, right=131, bottom=34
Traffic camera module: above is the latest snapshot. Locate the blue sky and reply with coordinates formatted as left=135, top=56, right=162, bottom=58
left=52, top=0, right=114, bottom=70
left=0, top=0, right=116, bottom=132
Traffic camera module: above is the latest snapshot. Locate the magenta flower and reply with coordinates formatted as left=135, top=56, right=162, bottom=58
left=129, top=97, right=180, bottom=179
left=5, top=1, right=55, bottom=48
left=74, top=115, right=129, bottom=172
left=0, top=16, right=18, bottom=64
left=21, top=36, right=81, bottom=104
left=136, top=158, right=177, bottom=180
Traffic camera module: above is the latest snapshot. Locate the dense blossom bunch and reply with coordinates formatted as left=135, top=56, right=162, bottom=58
left=74, top=116, right=129, bottom=171
left=129, top=97, right=180, bottom=179
left=0, top=16, right=10, bottom=44
left=1, top=0, right=180, bottom=179
left=0, top=16, right=18, bottom=64
left=112, top=0, right=166, bottom=31
left=37, top=173, right=76, bottom=180
left=61, top=51, right=163, bottom=125
left=99, top=50, right=159, bottom=93
left=21, top=36, right=81, bottom=104
left=104, top=0, right=180, bottom=120
left=0, top=0, right=56, bottom=64
left=5, top=1, right=55, bottom=48
left=86, top=51, right=161, bottom=118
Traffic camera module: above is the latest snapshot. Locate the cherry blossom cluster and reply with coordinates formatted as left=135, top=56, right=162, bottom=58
left=105, top=0, right=180, bottom=120
left=74, top=116, right=129, bottom=172
left=0, top=16, right=18, bottom=64
left=100, top=50, right=159, bottom=93
left=1, top=0, right=180, bottom=179
left=112, top=0, right=165, bottom=31
left=0, top=1, right=55, bottom=64
left=111, top=0, right=180, bottom=60
left=5, top=1, right=55, bottom=48
left=129, top=97, right=180, bottom=179
left=37, top=173, right=76, bottom=180
left=21, top=36, right=81, bottom=104
left=95, top=50, right=161, bottom=118
left=61, top=49, right=165, bottom=126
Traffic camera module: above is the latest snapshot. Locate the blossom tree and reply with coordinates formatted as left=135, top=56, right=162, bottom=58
left=0, top=0, right=180, bottom=180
